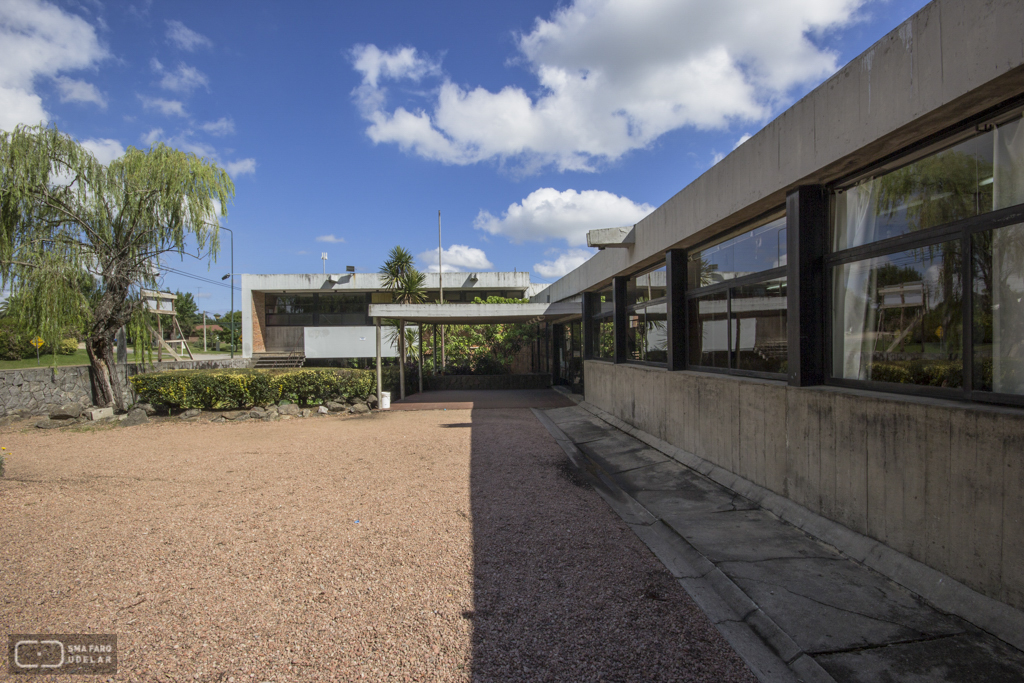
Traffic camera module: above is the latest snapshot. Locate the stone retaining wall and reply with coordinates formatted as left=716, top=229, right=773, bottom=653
left=423, top=373, right=551, bottom=391
left=0, top=358, right=252, bottom=416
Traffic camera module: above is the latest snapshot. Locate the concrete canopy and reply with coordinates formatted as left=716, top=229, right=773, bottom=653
left=368, top=302, right=580, bottom=325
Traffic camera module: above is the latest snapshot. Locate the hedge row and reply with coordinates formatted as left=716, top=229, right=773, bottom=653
left=130, top=368, right=378, bottom=410
left=870, top=360, right=964, bottom=387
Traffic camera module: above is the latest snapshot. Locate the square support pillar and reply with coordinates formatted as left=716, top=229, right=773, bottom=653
left=665, top=249, right=687, bottom=371
left=582, top=291, right=597, bottom=360
left=786, top=185, right=828, bottom=386
left=613, top=276, right=628, bottom=363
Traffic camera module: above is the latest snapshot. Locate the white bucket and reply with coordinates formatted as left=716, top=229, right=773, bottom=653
left=380, top=391, right=391, bottom=410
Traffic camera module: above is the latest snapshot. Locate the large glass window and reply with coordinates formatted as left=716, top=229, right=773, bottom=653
left=829, top=110, right=1024, bottom=403
left=973, top=222, right=1024, bottom=394
left=832, top=243, right=963, bottom=387
left=318, top=292, right=370, bottom=326
left=686, top=215, right=788, bottom=376
left=265, top=294, right=315, bottom=326
left=588, top=285, right=614, bottom=360
left=626, top=264, right=667, bottom=363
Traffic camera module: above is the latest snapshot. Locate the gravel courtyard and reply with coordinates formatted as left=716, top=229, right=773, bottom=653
left=1, top=402, right=756, bottom=682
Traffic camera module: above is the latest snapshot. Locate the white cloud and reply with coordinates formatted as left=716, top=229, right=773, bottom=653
left=533, top=248, right=596, bottom=279
left=351, top=0, right=866, bottom=172
left=734, top=132, right=752, bottom=149
left=316, top=234, right=345, bottom=244
left=139, top=95, right=187, bottom=117
left=156, top=62, right=209, bottom=94
left=81, top=137, right=124, bottom=164
left=474, top=187, right=653, bottom=247
left=0, top=0, right=108, bottom=131
left=165, top=19, right=212, bottom=51
left=224, top=158, right=256, bottom=176
left=200, top=117, right=234, bottom=136
left=141, top=127, right=163, bottom=145
left=417, top=244, right=493, bottom=273
left=53, top=75, right=105, bottom=107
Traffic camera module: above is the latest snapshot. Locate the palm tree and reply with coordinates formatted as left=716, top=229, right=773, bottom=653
left=380, top=246, right=426, bottom=398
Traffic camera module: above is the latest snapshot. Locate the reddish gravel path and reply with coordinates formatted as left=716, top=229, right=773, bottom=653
left=0, top=404, right=755, bottom=682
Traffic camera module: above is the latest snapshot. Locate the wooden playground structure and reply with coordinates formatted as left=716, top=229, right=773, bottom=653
left=142, top=289, right=195, bottom=361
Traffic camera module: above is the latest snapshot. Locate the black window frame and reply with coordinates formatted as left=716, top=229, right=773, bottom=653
left=824, top=98, right=1024, bottom=408
left=264, top=292, right=372, bottom=327
left=683, top=211, right=790, bottom=381
left=825, top=201, right=1024, bottom=408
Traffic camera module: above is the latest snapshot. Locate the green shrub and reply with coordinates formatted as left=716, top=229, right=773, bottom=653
left=869, top=363, right=913, bottom=384
left=130, top=368, right=379, bottom=410
left=58, top=338, right=79, bottom=355
left=0, top=319, right=32, bottom=360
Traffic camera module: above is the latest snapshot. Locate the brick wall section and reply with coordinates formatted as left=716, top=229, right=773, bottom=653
left=252, top=291, right=266, bottom=353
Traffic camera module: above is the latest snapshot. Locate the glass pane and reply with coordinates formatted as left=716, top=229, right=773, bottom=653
left=626, top=301, right=667, bottom=363
left=833, top=117, right=1024, bottom=251
left=627, top=264, right=667, bottom=309
left=594, top=320, right=614, bottom=360
left=595, top=286, right=613, bottom=317
left=688, top=290, right=729, bottom=368
left=832, top=241, right=963, bottom=387
left=319, top=293, right=369, bottom=326
left=973, top=222, right=1024, bottom=394
left=731, top=277, right=788, bottom=373
left=688, top=216, right=787, bottom=289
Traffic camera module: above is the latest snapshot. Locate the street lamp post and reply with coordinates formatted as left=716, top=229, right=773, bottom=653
left=219, top=226, right=235, bottom=359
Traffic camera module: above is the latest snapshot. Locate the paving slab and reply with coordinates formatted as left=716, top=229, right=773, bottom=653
left=816, top=630, right=1024, bottom=683
left=664, top=508, right=843, bottom=564
left=578, top=433, right=669, bottom=473
left=537, top=404, right=1024, bottom=683
left=615, top=459, right=715, bottom=492
left=722, top=557, right=963, bottom=653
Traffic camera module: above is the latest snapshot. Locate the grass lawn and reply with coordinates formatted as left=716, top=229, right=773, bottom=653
left=0, top=349, right=92, bottom=369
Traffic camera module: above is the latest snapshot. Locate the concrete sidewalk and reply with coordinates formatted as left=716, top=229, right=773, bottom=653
left=534, top=404, right=1024, bottom=683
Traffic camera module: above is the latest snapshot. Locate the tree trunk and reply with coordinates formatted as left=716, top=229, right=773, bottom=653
left=86, top=333, right=125, bottom=410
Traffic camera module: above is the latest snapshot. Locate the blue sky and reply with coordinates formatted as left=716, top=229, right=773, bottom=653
left=1, top=0, right=929, bottom=314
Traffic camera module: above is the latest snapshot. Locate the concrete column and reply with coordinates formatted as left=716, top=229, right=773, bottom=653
left=418, top=325, right=423, bottom=394
left=375, top=317, right=382, bottom=408
left=399, top=321, right=406, bottom=400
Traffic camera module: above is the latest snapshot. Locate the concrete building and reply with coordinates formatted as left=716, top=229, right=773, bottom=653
left=531, top=0, right=1024, bottom=619
left=241, top=271, right=536, bottom=360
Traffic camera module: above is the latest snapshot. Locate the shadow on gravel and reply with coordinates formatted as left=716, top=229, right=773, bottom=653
left=466, top=406, right=756, bottom=683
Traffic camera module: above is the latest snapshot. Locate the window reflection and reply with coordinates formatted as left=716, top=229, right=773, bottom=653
left=834, top=116, right=1024, bottom=250
left=626, top=265, right=667, bottom=363
left=688, top=216, right=787, bottom=289
left=973, top=222, right=1024, bottom=394
left=832, top=242, right=963, bottom=386
left=732, top=278, right=788, bottom=373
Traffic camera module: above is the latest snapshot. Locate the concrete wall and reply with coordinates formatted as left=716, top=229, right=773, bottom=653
left=585, top=360, right=1024, bottom=611
left=0, top=358, right=253, bottom=417
left=303, top=326, right=398, bottom=359
left=534, top=0, right=1024, bottom=304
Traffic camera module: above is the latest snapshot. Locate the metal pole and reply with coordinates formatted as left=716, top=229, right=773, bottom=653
left=376, top=317, right=385, bottom=409
left=399, top=320, right=406, bottom=400
left=230, top=230, right=234, bottom=359
left=418, top=324, right=423, bottom=394
left=438, top=210, right=445, bottom=375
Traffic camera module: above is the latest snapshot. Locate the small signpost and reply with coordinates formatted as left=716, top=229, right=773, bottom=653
left=29, top=335, right=45, bottom=365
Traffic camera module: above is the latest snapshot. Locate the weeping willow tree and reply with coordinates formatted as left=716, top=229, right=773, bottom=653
left=0, top=124, right=233, bottom=409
